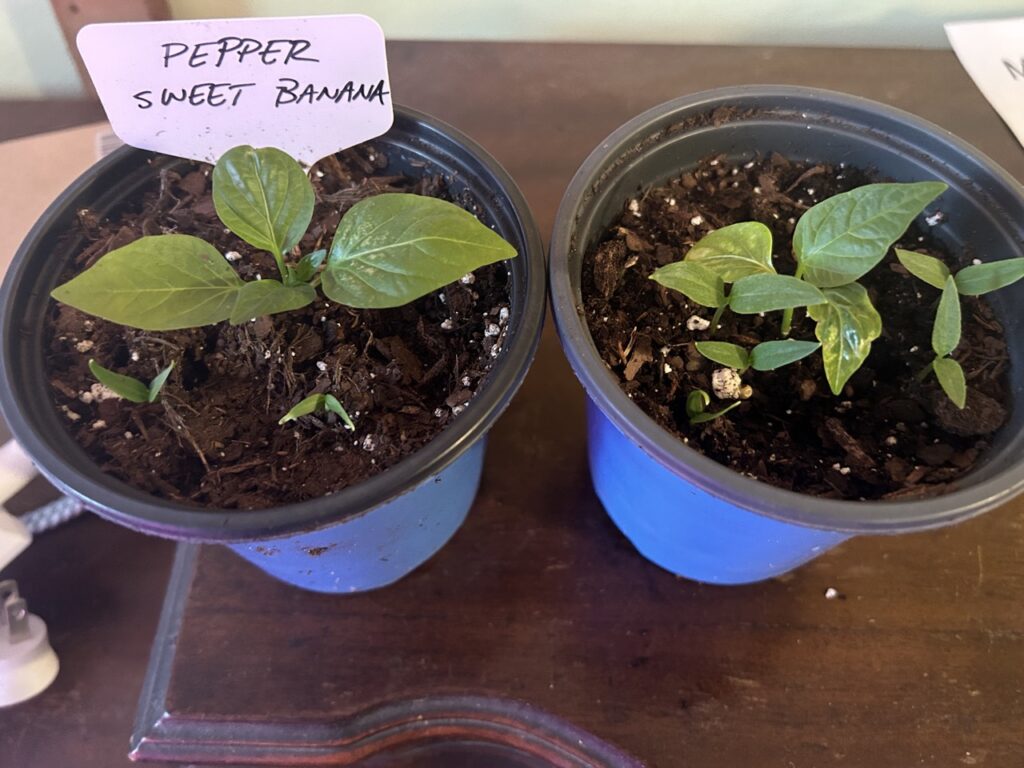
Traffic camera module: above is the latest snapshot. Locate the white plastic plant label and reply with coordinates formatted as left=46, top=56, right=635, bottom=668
left=946, top=17, right=1024, bottom=150
left=77, top=14, right=393, bottom=166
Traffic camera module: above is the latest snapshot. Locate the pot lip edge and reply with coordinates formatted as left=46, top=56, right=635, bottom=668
left=0, top=103, right=547, bottom=542
left=548, top=83, right=1024, bottom=534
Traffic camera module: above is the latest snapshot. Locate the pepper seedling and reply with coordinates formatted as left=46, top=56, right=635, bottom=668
left=278, top=393, right=356, bottom=429
left=685, top=389, right=741, bottom=425
left=51, top=145, right=516, bottom=328
left=88, top=359, right=174, bottom=403
left=896, top=248, right=1024, bottom=408
left=695, top=339, right=821, bottom=373
left=650, top=182, right=970, bottom=403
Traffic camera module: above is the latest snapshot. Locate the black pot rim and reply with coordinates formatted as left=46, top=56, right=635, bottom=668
left=0, top=104, right=546, bottom=542
left=549, top=84, right=1024, bottom=534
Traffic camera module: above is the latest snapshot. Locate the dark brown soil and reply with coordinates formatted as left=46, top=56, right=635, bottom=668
left=46, top=144, right=510, bottom=509
left=582, top=152, right=1010, bottom=500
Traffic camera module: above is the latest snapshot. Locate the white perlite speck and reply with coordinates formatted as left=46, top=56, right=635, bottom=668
left=686, top=315, right=711, bottom=331
left=316, top=361, right=328, bottom=372
left=225, top=251, right=242, bottom=262
left=361, top=435, right=376, bottom=452
left=484, top=323, right=501, bottom=337
left=884, top=435, right=898, bottom=446
left=628, top=199, right=641, bottom=217
left=711, top=368, right=744, bottom=400
left=825, top=587, right=839, bottom=600
left=925, top=211, right=945, bottom=226
left=91, top=420, right=107, bottom=430
left=690, top=215, right=704, bottom=226
left=74, top=340, right=94, bottom=353
left=972, top=258, right=982, bottom=266
left=459, top=273, right=476, bottom=285
left=434, top=408, right=446, bottom=418
left=80, top=382, right=120, bottom=403
left=440, top=318, right=454, bottom=330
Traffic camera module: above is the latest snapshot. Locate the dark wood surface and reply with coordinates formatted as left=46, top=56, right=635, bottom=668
left=2, top=40, right=1024, bottom=767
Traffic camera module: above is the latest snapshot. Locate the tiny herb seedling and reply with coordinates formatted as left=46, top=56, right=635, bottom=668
left=279, top=393, right=356, bottom=429
left=896, top=249, right=1024, bottom=408
left=52, top=145, right=518, bottom=431
left=685, top=389, right=741, bottom=425
left=88, top=359, right=174, bottom=403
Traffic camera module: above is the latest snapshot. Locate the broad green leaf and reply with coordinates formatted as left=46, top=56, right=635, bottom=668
left=694, top=341, right=750, bottom=371
left=279, top=393, right=327, bottom=425
left=691, top=400, right=741, bottom=424
left=323, top=394, right=356, bottom=430
left=750, top=340, right=821, bottom=371
left=147, top=362, right=175, bottom=403
left=895, top=248, right=950, bottom=290
left=685, top=389, right=711, bottom=420
left=88, top=359, right=150, bottom=403
left=51, top=235, right=243, bottom=330
left=213, top=145, right=314, bottom=258
left=290, top=248, right=327, bottom=284
left=324, top=194, right=517, bottom=308
left=931, top=276, right=961, bottom=357
left=228, top=279, right=316, bottom=324
left=650, top=261, right=726, bottom=308
left=954, top=257, right=1024, bottom=296
left=684, top=222, right=775, bottom=281
left=728, top=274, right=826, bottom=314
left=933, top=357, right=966, bottom=409
left=807, top=282, right=883, bottom=394
left=794, top=182, right=947, bottom=288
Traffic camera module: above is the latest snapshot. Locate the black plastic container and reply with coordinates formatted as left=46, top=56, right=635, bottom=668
left=0, top=106, right=546, bottom=592
left=549, top=86, right=1024, bottom=583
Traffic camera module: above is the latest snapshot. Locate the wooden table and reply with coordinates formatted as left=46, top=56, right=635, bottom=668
left=1, top=41, right=1023, bottom=768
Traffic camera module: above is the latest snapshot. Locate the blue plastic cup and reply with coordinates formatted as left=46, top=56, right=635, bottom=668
left=0, top=106, right=545, bottom=593
left=549, top=87, right=1024, bottom=584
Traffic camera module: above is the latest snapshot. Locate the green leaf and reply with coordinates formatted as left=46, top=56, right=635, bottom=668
left=895, top=248, right=950, bottom=290
left=807, top=282, right=883, bottom=395
left=932, top=276, right=961, bottom=357
left=794, top=182, right=947, bottom=288
left=954, top=258, right=1024, bottom=296
left=323, top=394, right=356, bottom=431
left=691, top=401, right=742, bottom=424
left=147, top=362, right=175, bottom=403
left=228, top=280, right=316, bottom=324
left=684, top=222, right=775, bottom=281
left=694, top=341, right=750, bottom=371
left=278, top=393, right=327, bottom=425
left=750, top=340, right=821, bottom=371
left=728, top=274, right=826, bottom=314
left=650, top=261, right=726, bottom=308
left=88, top=359, right=150, bottom=403
left=213, top=145, right=314, bottom=258
left=290, top=248, right=326, bottom=284
left=51, top=235, right=243, bottom=330
left=324, top=194, right=517, bottom=308
left=685, top=389, right=711, bottom=420
left=933, top=357, right=966, bottom=409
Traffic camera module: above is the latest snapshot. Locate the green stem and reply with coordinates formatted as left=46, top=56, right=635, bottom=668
left=914, top=358, right=936, bottom=383
left=270, top=248, right=289, bottom=282
left=710, top=304, right=726, bottom=332
left=781, top=263, right=807, bottom=337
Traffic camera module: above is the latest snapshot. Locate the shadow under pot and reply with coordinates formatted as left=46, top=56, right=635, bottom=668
left=549, top=85, right=1024, bottom=585
left=0, top=106, right=545, bottom=594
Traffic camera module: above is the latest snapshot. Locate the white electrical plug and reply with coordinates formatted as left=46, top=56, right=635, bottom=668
left=0, top=581, right=59, bottom=707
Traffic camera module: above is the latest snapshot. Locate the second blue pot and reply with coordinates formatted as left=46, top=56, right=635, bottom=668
left=550, top=86, right=1024, bottom=584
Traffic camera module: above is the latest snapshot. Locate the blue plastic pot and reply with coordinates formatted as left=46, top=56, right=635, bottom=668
left=549, top=86, right=1024, bottom=584
left=0, top=106, right=545, bottom=593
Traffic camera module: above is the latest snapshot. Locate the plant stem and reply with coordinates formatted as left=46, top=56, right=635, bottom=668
left=915, top=359, right=936, bottom=383
left=710, top=304, right=726, bottom=332
left=270, top=248, right=288, bottom=282
left=781, top=263, right=806, bottom=336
